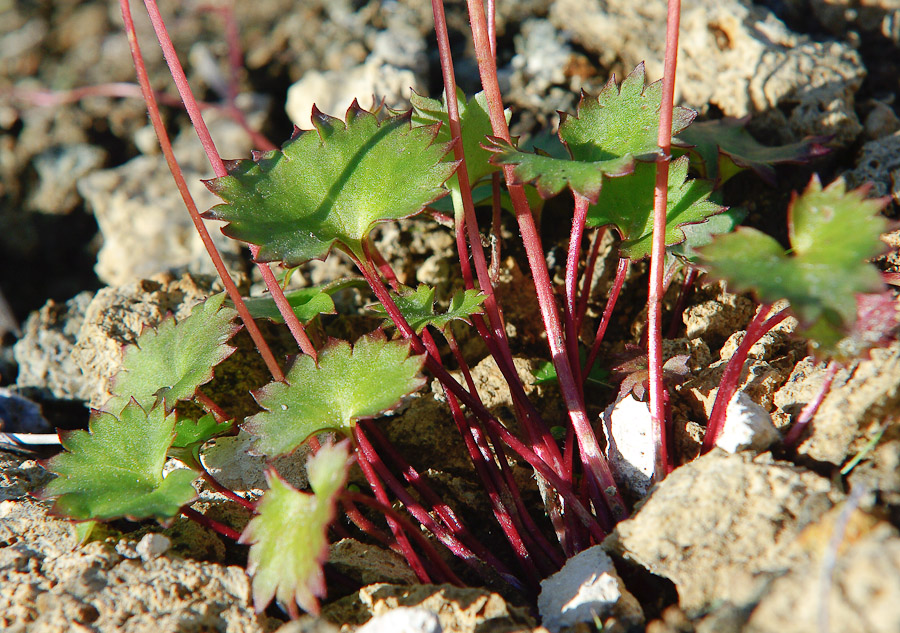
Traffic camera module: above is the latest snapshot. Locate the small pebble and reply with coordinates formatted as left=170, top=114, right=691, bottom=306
left=136, top=533, right=171, bottom=560
left=355, top=607, right=442, bottom=633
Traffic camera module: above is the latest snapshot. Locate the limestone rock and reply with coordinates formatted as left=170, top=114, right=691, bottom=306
left=601, top=394, right=656, bottom=498
left=716, top=391, right=780, bottom=454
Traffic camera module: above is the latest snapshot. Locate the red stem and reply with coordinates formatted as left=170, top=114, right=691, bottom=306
left=194, top=389, right=231, bottom=422
left=701, top=305, right=790, bottom=453
left=666, top=266, right=698, bottom=339
left=200, top=470, right=256, bottom=512
left=584, top=257, right=630, bottom=381
left=341, top=491, right=464, bottom=586
left=120, top=0, right=284, bottom=382
left=564, top=194, right=591, bottom=386
left=648, top=0, right=683, bottom=482
left=783, top=360, right=840, bottom=448
left=575, top=228, right=605, bottom=331
left=182, top=506, right=242, bottom=541
left=465, top=0, right=626, bottom=523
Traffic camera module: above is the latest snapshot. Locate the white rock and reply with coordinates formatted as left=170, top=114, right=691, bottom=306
left=355, top=607, right=442, bottom=633
left=201, top=430, right=310, bottom=495
left=601, top=394, right=656, bottom=497
left=136, top=533, right=171, bottom=561
left=716, top=391, right=780, bottom=454
left=538, top=546, right=640, bottom=633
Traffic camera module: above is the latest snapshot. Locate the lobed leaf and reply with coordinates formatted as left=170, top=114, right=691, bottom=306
left=586, top=156, right=725, bottom=260
left=698, top=176, right=889, bottom=351
left=168, top=413, right=234, bottom=470
left=106, top=293, right=239, bottom=416
left=204, top=103, right=458, bottom=264
left=676, top=116, right=830, bottom=185
left=245, top=332, right=426, bottom=458
left=239, top=287, right=337, bottom=324
left=241, top=440, right=352, bottom=615
left=368, top=285, right=486, bottom=333
left=39, top=401, right=198, bottom=523
left=411, top=89, right=505, bottom=188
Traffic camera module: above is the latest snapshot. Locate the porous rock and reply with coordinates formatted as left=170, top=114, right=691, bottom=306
left=77, top=114, right=249, bottom=286
left=844, top=130, right=900, bottom=206
left=28, top=142, right=106, bottom=215
left=356, top=607, right=442, bottom=633
left=550, top=0, right=866, bottom=145
left=201, top=429, right=311, bottom=495
left=605, top=451, right=835, bottom=614
left=0, top=498, right=276, bottom=633
left=773, top=342, right=900, bottom=464
left=71, top=273, right=219, bottom=409
left=745, top=510, right=900, bottom=633
left=13, top=290, right=94, bottom=401
left=537, top=545, right=643, bottom=633
left=327, top=538, right=419, bottom=587
left=322, top=583, right=535, bottom=633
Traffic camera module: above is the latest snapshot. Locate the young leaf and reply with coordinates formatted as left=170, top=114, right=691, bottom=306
left=241, top=440, right=352, bottom=615
left=38, top=401, right=198, bottom=523
left=698, top=176, right=889, bottom=350
left=411, top=89, right=505, bottom=188
left=586, top=156, right=725, bottom=260
left=168, top=413, right=234, bottom=470
left=105, top=293, right=239, bottom=415
left=667, top=205, right=747, bottom=264
left=239, top=287, right=336, bottom=324
left=245, top=333, right=426, bottom=458
left=368, top=285, right=486, bottom=333
left=204, top=103, right=458, bottom=265
left=486, top=63, right=695, bottom=201
left=676, top=117, right=830, bottom=185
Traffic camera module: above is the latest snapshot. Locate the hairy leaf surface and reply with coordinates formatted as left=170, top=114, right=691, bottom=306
left=106, top=293, right=239, bottom=415
left=39, top=402, right=198, bottom=522
left=699, top=176, right=889, bottom=350
left=205, top=103, right=458, bottom=264
left=245, top=333, right=425, bottom=457
left=369, top=285, right=486, bottom=333
left=487, top=64, right=695, bottom=201
left=241, top=441, right=352, bottom=615
left=586, top=156, right=725, bottom=260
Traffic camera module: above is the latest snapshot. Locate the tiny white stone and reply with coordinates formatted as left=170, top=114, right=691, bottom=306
left=601, top=394, right=656, bottom=497
left=716, top=391, right=780, bottom=454
left=355, top=607, right=442, bottom=633
left=538, top=546, right=622, bottom=633
left=136, top=533, right=171, bottom=560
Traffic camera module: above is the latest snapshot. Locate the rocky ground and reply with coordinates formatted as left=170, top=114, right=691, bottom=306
left=2, top=0, right=900, bottom=631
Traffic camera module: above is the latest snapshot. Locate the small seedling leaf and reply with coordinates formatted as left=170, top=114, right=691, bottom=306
left=241, top=440, right=352, bottom=615
left=533, top=348, right=609, bottom=387
left=368, top=285, right=486, bottom=333
left=239, top=287, right=337, bottom=323
left=411, top=89, right=505, bottom=188
left=586, top=156, right=725, bottom=260
left=106, top=293, right=239, bottom=415
left=698, top=176, right=889, bottom=351
left=38, top=402, right=198, bottom=523
left=205, top=104, right=458, bottom=264
left=245, top=333, right=426, bottom=457
left=676, top=117, right=830, bottom=185
left=168, top=413, right=234, bottom=471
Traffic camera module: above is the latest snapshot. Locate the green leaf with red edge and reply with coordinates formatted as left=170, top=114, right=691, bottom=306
left=38, top=401, right=198, bottom=523
left=168, top=414, right=234, bottom=470
left=204, top=103, right=458, bottom=265
left=367, top=285, right=485, bottom=334
left=486, top=63, right=695, bottom=201
left=586, top=156, right=726, bottom=260
left=105, top=293, right=239, bottom=416
left=241, top=440, right=352, bottom=615
left=411, top=89, right=506, bottom=188
left=697, top=176, right=890, bottom=352
left=675, top=116, right=830, bottom=185
left=244, top=332, right=426, bottom=458
left=814, top=291, right=900, bottom=360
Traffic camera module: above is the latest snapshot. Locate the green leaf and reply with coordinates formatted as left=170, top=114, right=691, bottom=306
left=486, top=137, right=634, bottom=201
left=486, top=63, right=695, bottom=201
left=368, top=285, right=486, bottom=333
left=411, top=89, right=506, bottom=188
left=167, top=413, right=234, bottom=470
left=668, top=205, right=747, bottom=264
left=241, top=440, right=352, bottom=615
left=533, top=349, right=609, bottom=387
left=38, top=402, right=198, bottom=523
left=245, top=332, right=426, bottom=457
left=561, top=63, right=695, bottom=163
left=240, top=287, right=336, bottom=324
left=676, top=116, right=830, bottom=185
left=205, top=104, right=458, bottom=264
left=586, top=156, right=725, bottom=260
left=106, top=293, right=239, bottom=415
left=698, top=176, right=889, bottom=351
